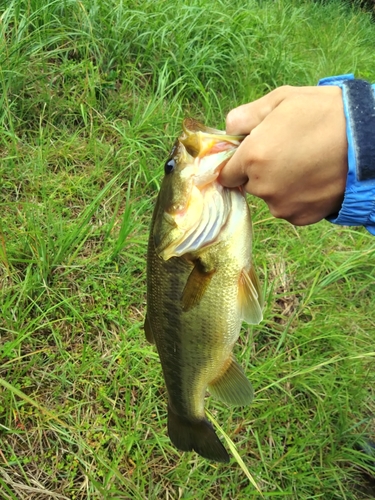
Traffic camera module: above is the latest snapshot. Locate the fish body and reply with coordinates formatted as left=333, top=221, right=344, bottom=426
left=145, top=119, right=263, bottom=462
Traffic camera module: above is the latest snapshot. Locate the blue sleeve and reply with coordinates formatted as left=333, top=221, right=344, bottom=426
left=318, top=74, right=375, bottom=236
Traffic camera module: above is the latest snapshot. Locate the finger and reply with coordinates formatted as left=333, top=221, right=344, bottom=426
left=225, top=85, right=295, bottom=135
left=218, top=134, right=252, bottom=187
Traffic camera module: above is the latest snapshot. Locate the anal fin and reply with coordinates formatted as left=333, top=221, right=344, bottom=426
left=208, top=355, right=253, bottom=406
left=238, top=266, right=263, bottom=324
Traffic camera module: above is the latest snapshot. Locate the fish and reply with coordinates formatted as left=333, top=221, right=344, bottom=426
left=145, top=118, right=263, bottom=463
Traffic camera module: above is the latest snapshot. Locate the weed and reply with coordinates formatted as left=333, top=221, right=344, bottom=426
left=1, top=0, right=375, bottom=499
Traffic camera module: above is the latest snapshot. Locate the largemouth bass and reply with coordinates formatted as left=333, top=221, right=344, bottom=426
left=145, top=118, right=263, bottom=463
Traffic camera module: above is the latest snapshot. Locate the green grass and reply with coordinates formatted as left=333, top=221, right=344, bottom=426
left=1, top=0, right=375, bottom=498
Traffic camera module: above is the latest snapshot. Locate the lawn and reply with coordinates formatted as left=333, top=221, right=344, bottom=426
left=0, top=0, right=375, bottom=498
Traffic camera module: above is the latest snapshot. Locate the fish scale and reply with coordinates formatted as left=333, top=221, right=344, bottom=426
left=145, top=119, right=263, bottom=462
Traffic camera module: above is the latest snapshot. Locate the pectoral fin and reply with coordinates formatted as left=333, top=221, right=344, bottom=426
left=208, top=355, right=253, bottom=406
left=238, top=266, right=263, bottom=324
left=144, top=314, right=155, bottom=344
left=181, top=261, right=215, bottom=312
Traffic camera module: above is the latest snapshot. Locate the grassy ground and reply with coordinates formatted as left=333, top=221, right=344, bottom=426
left=1, top=0, right=375, bottom=498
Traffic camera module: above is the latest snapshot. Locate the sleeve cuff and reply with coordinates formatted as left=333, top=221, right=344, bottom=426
left=318, top=74, right=375, bottom=235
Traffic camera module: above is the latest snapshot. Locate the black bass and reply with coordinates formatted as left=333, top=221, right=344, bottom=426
left=145, top=118, right=263, bottom=463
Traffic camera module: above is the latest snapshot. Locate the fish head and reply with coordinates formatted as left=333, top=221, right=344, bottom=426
left=153, top=136, right=201, bottom=258
left=153, top=119, right=244, bottom=260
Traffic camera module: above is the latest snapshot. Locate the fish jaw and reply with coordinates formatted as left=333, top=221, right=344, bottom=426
left=192, top=148, right=237, bottom=188
left=181, top=118, right=244, bottom=148
left=153, top=182, right=204, bottom=260
left=154, top=151, right=239, bottom=260
left=166, top=184, right=232, bottom=258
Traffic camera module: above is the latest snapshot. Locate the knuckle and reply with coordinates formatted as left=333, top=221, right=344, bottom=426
left=268, top=206, right=284, bottom=219
left=247, top=181, right=272, bottom=201
left=272, top=84, right=294, bottom=96
left=247, top=141, right=268, bottom=165
left=268, top=202, right=292, bottom=222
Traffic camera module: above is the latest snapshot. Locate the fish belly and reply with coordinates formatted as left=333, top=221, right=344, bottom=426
left=146, top=189, right=257, bottom=462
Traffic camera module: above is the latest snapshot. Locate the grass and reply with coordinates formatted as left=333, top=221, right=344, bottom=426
left=0, top=0, right=375, bottom=498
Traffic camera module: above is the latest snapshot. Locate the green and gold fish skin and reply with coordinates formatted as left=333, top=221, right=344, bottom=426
left=146, top=119, right=263, bottom=462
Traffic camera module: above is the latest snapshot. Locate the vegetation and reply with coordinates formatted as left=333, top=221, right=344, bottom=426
left=0, top=0, right=374, bottom=498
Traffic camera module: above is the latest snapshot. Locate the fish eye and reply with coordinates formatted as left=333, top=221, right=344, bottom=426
left=164, top=158, right=176, bottom=175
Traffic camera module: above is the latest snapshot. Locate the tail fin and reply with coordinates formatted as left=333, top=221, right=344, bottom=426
left=167, top=405, right=229, bottom=463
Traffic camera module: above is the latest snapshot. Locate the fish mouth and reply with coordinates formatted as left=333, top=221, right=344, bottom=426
left=179, top=120, right=244, bottom=189
left=191, top=149, right=238, bottom=190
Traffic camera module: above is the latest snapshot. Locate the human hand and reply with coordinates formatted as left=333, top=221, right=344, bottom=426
left=219, top=86, right=348, bottom=225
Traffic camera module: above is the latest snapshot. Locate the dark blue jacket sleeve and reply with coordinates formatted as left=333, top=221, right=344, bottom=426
left=318, top=74, right=375, bottom=235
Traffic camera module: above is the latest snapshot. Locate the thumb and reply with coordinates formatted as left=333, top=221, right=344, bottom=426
left=220, top=86, right=295, bottom=187
left=225, top=85, right=294, bottom=135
